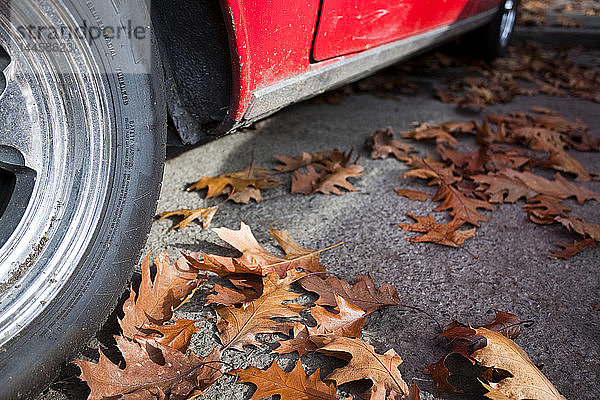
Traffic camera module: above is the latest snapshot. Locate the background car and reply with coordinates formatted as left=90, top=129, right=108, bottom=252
left=0, top=0, right=517, bottom=397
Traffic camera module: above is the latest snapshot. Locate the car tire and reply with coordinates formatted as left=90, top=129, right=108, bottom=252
left=0, top=0, right=166, bottom=398
left=464, top=0, right=519, bottom=60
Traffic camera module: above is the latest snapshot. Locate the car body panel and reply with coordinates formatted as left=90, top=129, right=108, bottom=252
left=220, top=0, right=501, bottom=124
left=313, top=0, right=499, bottom=60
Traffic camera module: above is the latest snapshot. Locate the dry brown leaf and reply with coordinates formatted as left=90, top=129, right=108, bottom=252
left=394, top=188, right=430, bottom=201
left=275, top=322, right=317, bottom=356
left=75, top=337, right=222, bottom=400
left=432, top=182, right=494, bottom=226
left=366, top=127, right=416, bottom=160
left=309, top=295, right=365, bottom=338
left=401, top=123, right=460, bottom=146
left=236, top=360, right=336, bottom=400
left=135, top=318, right=199, bottom=352
left=205, top=281, right=261, bottom=306
left=274, top=151, right=332, bottom=172
left=484, top=170, right=600, bottom=204
left=426, top=311, right=565, bottom=399
left=524, top=195, right=571, bottom=224
left=299, top=274, right=401, bottom=314
left=187, top=164, right=282, bottom=203
left=292, top=158, right=364, bottom=195
left=549, top=239, right=597, bottom=259
left=314, top=336, right=410, bottom=399
left=204, top=222, right=325, bottom=278
left=215, top=270, right=306, bottom=350
left=473, top=328, right=566, bottom=400
left=555, top=215, right=600, bottom=241
left=398, top=213, right=476, bottom=247
left=158, top=206, right=218, bottom=231
left=120, top=252, right=201, bottom=339
left=473, top=173, right=533, bottom=203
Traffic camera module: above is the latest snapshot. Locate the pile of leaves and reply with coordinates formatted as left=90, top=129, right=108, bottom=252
left=519, top=0, right=600, bottom=26
left=75, top=223, right=416, bottom=399
left=158, top=149, right=363, bottom=231
left=367, top=107, right=600, bottom=258
left=75, top=222, right=565, bottom=399
left=433, top=45, right=600, bottom=110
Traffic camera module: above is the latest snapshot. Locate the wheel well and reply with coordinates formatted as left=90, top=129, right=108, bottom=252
left=151, top=0, right=232, bottom=144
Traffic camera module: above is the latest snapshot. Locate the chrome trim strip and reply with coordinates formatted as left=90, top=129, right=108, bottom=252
left=243, top=9, right=496, bottom=122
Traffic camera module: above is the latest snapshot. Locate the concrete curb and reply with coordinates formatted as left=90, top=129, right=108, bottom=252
left=514, top=26, right=600, bottom=48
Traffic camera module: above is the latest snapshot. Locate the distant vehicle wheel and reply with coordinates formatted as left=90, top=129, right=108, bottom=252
left=0, top=0, right=165, bottom=398
left=465, top=0, right=519, bottom=60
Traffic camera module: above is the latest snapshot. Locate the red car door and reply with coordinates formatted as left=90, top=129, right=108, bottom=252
left=313, top=0, right=499, bottom=61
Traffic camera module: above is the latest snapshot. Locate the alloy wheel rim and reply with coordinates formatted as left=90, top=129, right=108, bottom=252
left=499, top=0, right=517, bottom=48
left=0, top=0, right=111, bottom=347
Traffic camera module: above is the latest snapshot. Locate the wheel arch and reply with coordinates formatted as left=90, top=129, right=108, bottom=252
left=151, top=0, right=233, bottom=145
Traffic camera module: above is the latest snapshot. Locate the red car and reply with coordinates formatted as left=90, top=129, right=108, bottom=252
left=0, top=0, right=517, bottom=397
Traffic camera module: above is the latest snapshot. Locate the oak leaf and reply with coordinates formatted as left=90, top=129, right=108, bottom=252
left=309, top=295, right=365, bottom=338
left=75, top=337, right=222, bottom=400
left=120, top=252, right=201, bottom=339
left=135, top=318, right=199, bottom=352
left=401, top=123, right=460, bottom=146
left=366, top=127, right=416, bottom=160
left=187, top=165, right=282, bottom=203
left=524, top=195, right=571, bottom=224
left=432, top=182, right=494, bottom=226
left=555, top=215, right=600, bottom=241
left=236, top=360, right=335, bottom=400
left=274, top=151, right=332, bottom=172
left=292, top=151, right=364, bottom=195
left=473, top=173, right=532, bottom=203
left=398, top=213, right=476, bottom=247
left=193, top=222, right=325, bottom=278
left=299, top=274, right=401, bottom=314
left=550, top=239, right=596, bottom=259
left=426, top=311, right=565, bottom=399
left=314, top=336, right=410, bottom=399
left=275, top=322, right=317, bottom=356
left=484, top=170, right=600, bottom=204
left=473, top=328, right=566, bottom=400
left=215, top=270, right=306, bottom=350
left=157, top=206, right=218, bottom=231
left=394, top=188, right=430, bottom=201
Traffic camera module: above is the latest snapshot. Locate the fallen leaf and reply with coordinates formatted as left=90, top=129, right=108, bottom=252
left=314, top=336, right=410, bottom=399
left=215, top=270, right=306, bottom=350
left=484, top=170, right=600, bottom=204
left=274, top=151, right=332, bottom=172
left=426, top=311, right=565, bottom=399
left=292, top=151, right=364, bottom=195
left=309, top=295, right=365, bottom=338
left=524, top=195, right=571, bottom=224
left=366, top=127, right=416, bottom=160
left=394, top=188, right=430, bottom=201
left=236, top=360, right=336, bottom=400
left=75, top=337, right=222, bottom=400
left=401, top=123, right=460, bottom=146
left=549, top=239, right=596, bottom=259
left=135, top=318, right=199, bottom=352
left=555, top=215, right=600, bottom=241
left=187, top=164, right=282, bottom=204
left=300, top=274, right=401, bottom=314
left=158, top=206, right=218, bottom=231
left=473, top=328, right=565, bottom=400
left=432, top=183, right=494, bottom=226
left=275, top=322, right=317, bottom=356
left=398, top=213, right=476, bottom=247
left=203, top=222, right=325, bottom=278
left=120, top=252, right=201, bottom=339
